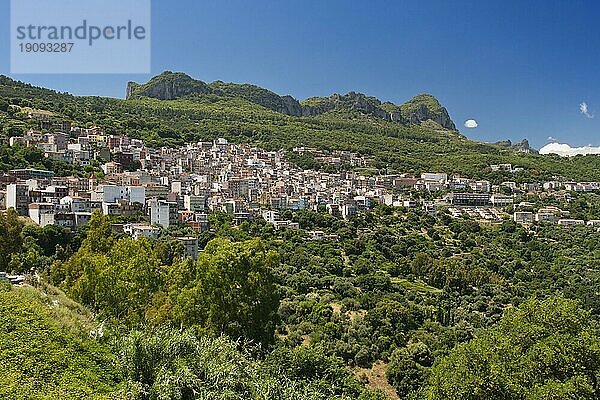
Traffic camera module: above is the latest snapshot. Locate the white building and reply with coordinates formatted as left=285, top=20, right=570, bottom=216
left=28, top=203, right=56, bottom=225
left=183, top=195, right=205, bottom=212
left=557, top=219, right=584, bottom=226
left=513, top=211, right=533, bottom=223
left=421, top=173, right=448, bottom=183
left=535, top=212, right=556, bottom=223
left=470, top=180, right=491, bottom=193
left=6, top=184, right=29, bottom=215
left=148, top=198, right=178, bottom=228
left=123, top=223, right=161, bottom=239
left=261, top=210, right=279, bottom=223
left=176, top=236, right=199, bottom=260
left=92, top=185, right=145, bottom=204
left=490, top=194, right=514, bottom=207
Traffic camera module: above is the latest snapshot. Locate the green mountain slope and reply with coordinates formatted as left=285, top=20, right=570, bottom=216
left=0, top=282, right=386, bottom=399
left=399, top=93, right=456, bottom=130
left=0, top=283, right=118, bottom=399
left=126, top=71, right=455, bottom=129
left=127, top=71, right=306, bottom=117
left=1, top=73, right=600, bottom=181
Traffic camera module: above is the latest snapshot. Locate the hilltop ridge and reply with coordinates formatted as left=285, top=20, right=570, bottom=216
left=127, top=71, right=457, bottom=130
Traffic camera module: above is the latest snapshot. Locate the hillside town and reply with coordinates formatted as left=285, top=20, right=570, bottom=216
left=3, top=126, right=600, bottom=258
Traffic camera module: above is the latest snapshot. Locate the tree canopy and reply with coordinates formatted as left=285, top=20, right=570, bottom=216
left=427, top=297, right=600, bottom=399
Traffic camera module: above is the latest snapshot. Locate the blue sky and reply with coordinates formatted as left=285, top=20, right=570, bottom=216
left=1, top=0, right=599, bottom=149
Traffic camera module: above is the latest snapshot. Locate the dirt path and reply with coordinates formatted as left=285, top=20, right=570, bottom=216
left=355, top=361, right=400, bottom=400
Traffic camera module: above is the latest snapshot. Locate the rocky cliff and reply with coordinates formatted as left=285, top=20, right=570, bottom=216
left=127, top=71, right=457, bottom=130
left=127, top=71, right=210, bottom=100
left=399, top=94, right=456, bottom=130
left=300, top=92, right=404, bottom=122
left=495, top=139, right=538, bottom=154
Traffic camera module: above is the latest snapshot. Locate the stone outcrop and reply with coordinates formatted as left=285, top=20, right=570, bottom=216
left=495, top=139, right=538, bottom=154
left=126, top=72, right=210, bottom=100
left=399, top=94, right=456, bottom=130
left=127, top=72, right=458, bottom=130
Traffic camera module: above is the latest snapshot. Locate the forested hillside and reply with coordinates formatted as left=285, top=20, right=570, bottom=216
left=2, top=200, right=600, bottom=398
left=2, top=74, right=600, bottom=181
left=1, top=74, right=600, bottom=399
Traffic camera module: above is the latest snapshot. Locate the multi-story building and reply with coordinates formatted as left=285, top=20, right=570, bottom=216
left=183, top=195, right=206, bottom=212
left=490, top=194, right=514, bottom=207
left=557, top=219, right=585, bottom=226
left=446, top=193, right=490, bottom=206
left=92, top=185, right=145, bottom=205
left=6, top=184, right=29, bottom=215
left=514, top=211, right=533, bottom=223
left=535, top=212, right=556, bottom=223
left=148, top=198, right=178, bottom=228
left=9, top=169, right=54, bottom=180
left=176, top=236, right=199, bottom=260
left=421, top=172, right=448, bottom=183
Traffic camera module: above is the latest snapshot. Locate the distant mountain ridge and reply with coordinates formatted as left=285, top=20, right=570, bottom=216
left=127, top=71, right=456, bottom=130
left=494, top=139, right=538, bottom=154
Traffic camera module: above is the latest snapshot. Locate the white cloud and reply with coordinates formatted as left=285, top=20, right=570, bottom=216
left=547, top=136, right=558, bottom=142
left=539, top=142, right=600, bottom=156
left=580, top=102, right=594, bottom=118
left=464, top=119, right=478, bottom=128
